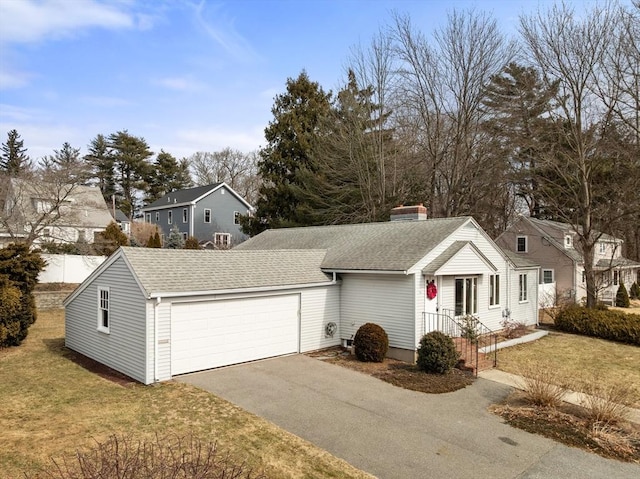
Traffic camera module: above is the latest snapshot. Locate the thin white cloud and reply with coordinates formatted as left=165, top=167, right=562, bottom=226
left=168, top=125, right=265, bottom=157
left=153, top=76, right=204, bottom=92
left=189, top=0, right=260, bottom=63
left=80, top=96, right=133, bottom=108
left=0, top=70, right=32, bottom=89
left=0, top=0, right=134, bottom=44
left=0, top=104, right=47, bottom=122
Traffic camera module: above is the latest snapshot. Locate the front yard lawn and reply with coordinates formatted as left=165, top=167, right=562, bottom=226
left=0, top=310, right=373, bottom=479
left=496, top=330, right=640, bottom=408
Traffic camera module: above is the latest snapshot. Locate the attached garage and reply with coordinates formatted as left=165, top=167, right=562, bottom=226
left=64, top=247, right=341, bottom=384
left=170, top=295, right=300, bottom=375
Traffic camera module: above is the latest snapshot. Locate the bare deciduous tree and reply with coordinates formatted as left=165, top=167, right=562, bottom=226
left=519, top=1, right=634, bottom=307
left=188, top=148, right=260, bottom=204
left=392, top=9, right=514, bottom=233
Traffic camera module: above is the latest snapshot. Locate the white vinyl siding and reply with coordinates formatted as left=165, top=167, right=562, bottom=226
left=299, top=285, right=341, bottom=352
left=65, top=257, right=149, bottom=384
left=341, top=274, right=415, bottom=350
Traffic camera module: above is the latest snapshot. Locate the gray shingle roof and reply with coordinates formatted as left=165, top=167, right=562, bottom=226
left=595, top=257, right=640, bottom=269
left=144, top=183, right=222, bottom=209
left=236, top=217, right=471, bottom=271
left=119, top=247, right=331, bottom=296
left=501, top=249, right=540, bottom=268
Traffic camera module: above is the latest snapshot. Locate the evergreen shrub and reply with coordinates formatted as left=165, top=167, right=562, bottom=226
left=555, top=305, right=640, bottom=346
left=629, top=282, right=640, bottom=300
left=615, top=283, right=630, bottom=308
left=416, top=331, right=459, bottom=374
left=353, top=323, right=389, bottom=362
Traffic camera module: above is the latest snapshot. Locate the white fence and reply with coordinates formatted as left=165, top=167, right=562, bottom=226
left=538, top=282, right=556, bottom=309
left=39, top=254, right=106, bottom=284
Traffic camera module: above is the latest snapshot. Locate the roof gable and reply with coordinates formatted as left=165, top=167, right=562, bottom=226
left=422, top=241, right=497, bottom=275
left=143, top=182, right=252, bottom=211
left=236, top=217, right=472, bottom=272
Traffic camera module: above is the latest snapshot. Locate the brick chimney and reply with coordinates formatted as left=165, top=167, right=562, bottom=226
left=390, top=204, right=428, bottom=221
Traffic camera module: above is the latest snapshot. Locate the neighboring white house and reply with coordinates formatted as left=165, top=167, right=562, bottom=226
left=65, top=206, right=539, bottom=385
left=0, top=178, right=113, bottom=247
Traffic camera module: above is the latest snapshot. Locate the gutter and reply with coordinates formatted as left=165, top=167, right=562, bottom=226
left=322, top=269, right=408, bottom=275
left=146, top=279, right=339, bottom=300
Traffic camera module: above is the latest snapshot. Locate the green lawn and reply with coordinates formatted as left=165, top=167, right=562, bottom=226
left=0, top=310, right=373, bottom=478
left=496, top=330, right=640, bottom=408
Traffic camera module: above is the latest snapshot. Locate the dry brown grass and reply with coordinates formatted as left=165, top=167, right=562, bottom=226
left=0, top=310, right=373, bottom=479
left=516, top=363, right=567, bottom=408
left=497, top=331, right=640, bottom=408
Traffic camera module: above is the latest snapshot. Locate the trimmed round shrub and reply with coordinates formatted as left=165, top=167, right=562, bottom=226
left=417, top=331, right=459, bottom=374
left=616, top=283, right=630, bottom=308
left=353, top=323, right=389, bottom=362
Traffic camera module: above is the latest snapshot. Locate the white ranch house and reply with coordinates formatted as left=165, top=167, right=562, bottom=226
left=65, top=207, right=539, bottom=384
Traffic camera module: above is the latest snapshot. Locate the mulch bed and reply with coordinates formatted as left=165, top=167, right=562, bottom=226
left=492, top=392, right=640, bottom=463
left=308, top=347, right=474, bottom=394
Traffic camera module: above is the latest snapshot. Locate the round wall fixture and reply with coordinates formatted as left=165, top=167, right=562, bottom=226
left=325, top=322, right=337, bottom=337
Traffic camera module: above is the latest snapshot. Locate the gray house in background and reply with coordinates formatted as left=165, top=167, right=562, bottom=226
left=141, top=183, right=252, bottom=247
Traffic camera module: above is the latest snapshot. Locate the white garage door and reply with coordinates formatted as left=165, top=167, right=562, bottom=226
left=171, top=294, right=300, bottom=375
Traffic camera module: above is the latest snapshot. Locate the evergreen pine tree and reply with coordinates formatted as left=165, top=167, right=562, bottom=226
left=1, top=129, right=31, bottom=174
left=94, top=222, right=129, bottom=256
left=184, top=236, right=201, bottom=249
left=242, top=71, right=332, bottom=235
left=85, top=134, right=116, bottom=201
left=615, top=282, right=630, bottom=308
left=166, top=225, right=184, bottom=249
left=0, top=244, right=45, bottom=347
left=145, top=150, right=192, bottom=203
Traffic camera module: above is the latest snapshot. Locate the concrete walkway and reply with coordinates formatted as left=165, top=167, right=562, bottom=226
left=179, top=355, right=639, bottom=479
left=479, top=369, right=640, bottom=424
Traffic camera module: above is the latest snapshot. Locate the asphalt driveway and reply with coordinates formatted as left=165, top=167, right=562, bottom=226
left=178, top=355, right=639, bottom=479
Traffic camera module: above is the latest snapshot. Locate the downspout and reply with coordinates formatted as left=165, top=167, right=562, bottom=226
left=154, top=296, right=161, bottom=383
left=190, top=203, right=196, bottom=238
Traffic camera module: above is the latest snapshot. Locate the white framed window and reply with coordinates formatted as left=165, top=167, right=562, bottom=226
left=599, top=243, right=606, bottom=254
left=97, top=287, right=110, bottom=333
left=155, top=212, right=159, bottom=222
left=519, top=273, right=528, bottom=302
left=543, top=269, right=554, bottom=284
left=182, top=208, right=188, bottom=223
left=489, top=274, right=500, bottom=307
left=145, top=213, right=151, bottom=222
left=42, top=228, right=51, bottom=238
left=168, top=211, right=172, bottom=224
left=582, top=271, right=586, bottom=283
left=613, top=270, right=619, bottom=285
left=564, top=235, right=572, bottom=248
left=455, top=277, right=477, bottom=316
left=234, top=211, right=240, bottom=225
left=214, top=232, right=231, bottom=247
left=516, top=236, right=527, bottom=253
left=204, top=209, right=211, bottom=223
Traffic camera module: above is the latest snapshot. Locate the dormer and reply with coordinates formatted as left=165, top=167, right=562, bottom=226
left=564, top=234, right=573, bottom=249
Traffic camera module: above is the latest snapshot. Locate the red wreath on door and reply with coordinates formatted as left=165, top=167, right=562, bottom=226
left=426, top=281, right=437, bottom=300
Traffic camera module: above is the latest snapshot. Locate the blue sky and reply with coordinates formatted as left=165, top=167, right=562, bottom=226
left=0, top=0, right=608, bottom=162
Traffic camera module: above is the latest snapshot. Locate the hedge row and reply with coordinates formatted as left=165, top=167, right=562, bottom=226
left=555, top=306, right=640, bottom=346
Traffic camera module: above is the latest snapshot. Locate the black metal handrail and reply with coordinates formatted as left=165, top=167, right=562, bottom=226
left=422, top=310, right=497, bottom=376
